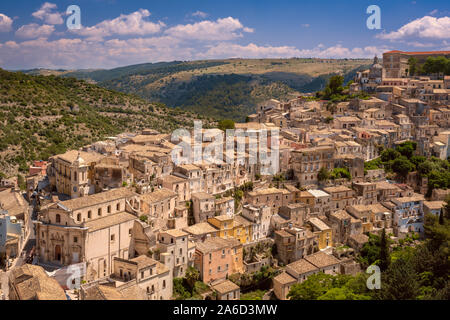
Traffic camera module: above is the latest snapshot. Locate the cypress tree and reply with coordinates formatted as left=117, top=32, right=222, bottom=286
left=439, top=210, right=444, bottom=225
left=379, top=228, right=390, bottom=272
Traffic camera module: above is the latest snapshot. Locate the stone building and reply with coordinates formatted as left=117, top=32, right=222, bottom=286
left=112, top=255, right=172, bottom=300
left=274, top=226, right=316, bottom=265
left=156, top=229, right=193, bottom=278
left=246, top=188, right=292, bottom=213
left=35, top=188, right=140, bottom=280
left=291, top=146, right=334, bottom=187
left=191, top=192, right=216, bottom=224
left=48, top=150, right=105, bottom=198
left=140, top=188, right=178, bottom=230
left=273, top=251, right=341, bottom=300
left=194, top=237, right=243, bottom=284
left=323, top=186, right=356, bottom=211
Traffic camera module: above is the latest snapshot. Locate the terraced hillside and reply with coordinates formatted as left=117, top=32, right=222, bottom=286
left=0, top=68, right=211, bottom=177
left=45, top=58, right=372, bottom=121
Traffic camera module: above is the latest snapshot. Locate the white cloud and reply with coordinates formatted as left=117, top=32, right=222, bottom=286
left=0, top=13, right=13, bottom=32
left=32, top=2, right=63, bottom=25
left=192, top=11, right=208, bottom=18
left=199, top=43, right=389, bottom=60
left=15, top=23, right=55, bottom=39
left=0, top=35, right=391, bottom=70
left=429, top=9, right=438, bottom=16
left=74, top=9, right=165, bottom=40
left=377, top=16, right=450, bottom=40
left=301, top=24, right=310, bottom=28
left=407, top=41, right=435, bottom=48
left=166, top=17, right=253, bottom=41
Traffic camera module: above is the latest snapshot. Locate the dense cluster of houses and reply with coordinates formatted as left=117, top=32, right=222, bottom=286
left=1, top=50, right=449, bottom=301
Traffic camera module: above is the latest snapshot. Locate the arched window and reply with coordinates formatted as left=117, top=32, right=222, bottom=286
left=77, top=213, right=81, bottom=222
left=56, top=214, right=61, bottom=224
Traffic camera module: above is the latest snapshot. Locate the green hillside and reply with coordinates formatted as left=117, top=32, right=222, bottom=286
left=55, top=58, right=371, bottom=121
left=0, top=68, right=210, bottom=177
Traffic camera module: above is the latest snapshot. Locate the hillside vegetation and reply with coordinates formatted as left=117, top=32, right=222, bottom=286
left=36, top=58, right=372, bottom=121
left=0, top=68, right=210, bottom=177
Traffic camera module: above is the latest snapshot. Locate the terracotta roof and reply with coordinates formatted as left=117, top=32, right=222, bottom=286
left=210, top=215, right=233, bottom=222
left=393, top=194, right=425, bottom=203
left=56, top=150, right=104, bottom=164
left=308, top=218, right=331, bottom=231
left=0, top=189, right=29, bottom=216
left=423, top=201, right=445, bottom=210
left=140, top=188, right=177, bottom=203
left=195, top=237, right=241, bottom=254
left=330, top=210, right=352, bottom=220
left=234, top=215, right=252, bottom=227
left=304, top=251, right=340, bottom=268
left=349, top=233, right=369, bottom=245
left=192, top=192, right=215, bottom=200
left=84, top=211, right=136, bottom=232
left=161, top=229, right=188, bottom=238
left=274, top=272, right=296, bottom=285
left=183, top=222, right=219, bottom=235
left=323, top=186, right=352, bottom=193
left=10, top=265, right=67, bottom=300
left=130, top=255, right=158, bottom=269
left=162, top=175, right=187, bottom=184
left=212, top=280, right=240, bottom=294
left=61, top=188, right=136, bottom=211
left=248, top=188, right=285, bottom=196
left=287, top=259, right=317, bottom=274
left=177, top=164, right=201, bottom=171
left=87, top=285, right=125, bottom=300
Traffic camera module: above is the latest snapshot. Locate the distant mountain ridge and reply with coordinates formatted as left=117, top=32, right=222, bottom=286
left=21, top=58, right=372, bottom=121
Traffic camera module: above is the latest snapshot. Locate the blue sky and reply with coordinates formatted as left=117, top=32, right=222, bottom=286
left=0, top=0, right=449, bottom=69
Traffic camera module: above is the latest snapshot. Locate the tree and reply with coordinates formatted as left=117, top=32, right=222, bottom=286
left=379, top=228, right=390, bottom=272
left=391, top=157, right=415, bottom=179
left=317, top=287, right=371, bottom=300
left=377, top=257, right=420, bottom=300
left=328, top=75, right=344, bottom=95
left=381, top=148, right=400, bottom=162
left=439, top=210, right=445, bottom=225
left=330, top=168, right=351, bottom=180
left=396, top=141, right=416, bottom=159
left=408, top=57, right=418, bottom=76
left=444, top=195, right=450, bottom=220
left=184, top=266, right=200, bottom=291
left=318, top=167, right=330, bottom=182
left=410, top=155, right=426, bottom=168
left=287, top=273, right=334, bottom=300
left=324, top=116, right=334, bottom=124
left=218, top=119, right=235, bottom=131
